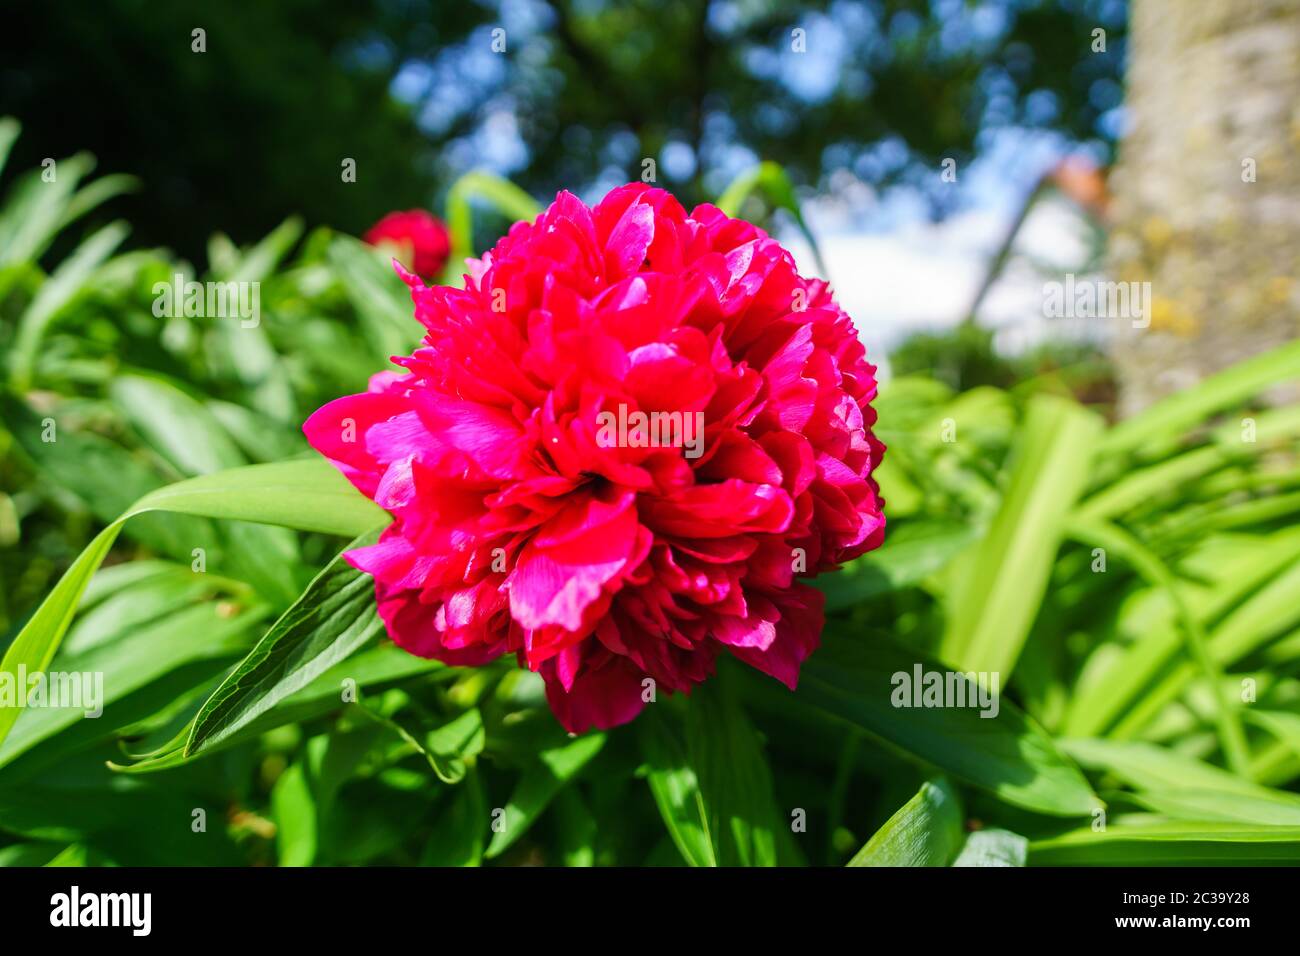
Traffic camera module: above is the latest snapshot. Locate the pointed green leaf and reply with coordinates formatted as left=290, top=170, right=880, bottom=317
left=639, top=708, right=717, bottom=866
left=0, top=459, right=386, bottom=749
left=184, top=529, right=386, bottom=757
left=939, top=394, right=1103, bottom=677
left=799, top=633, right=1099, bottom=816
left=684, top=677, right=781, bottom=866
left=848, top=777, right=963, bottom=866
left=485, top=733, right=605, bottom=859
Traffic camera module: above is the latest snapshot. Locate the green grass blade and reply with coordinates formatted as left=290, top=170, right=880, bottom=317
left=1029, top=817, right=1300, bottom=865
left=1100, top=339, right=1300, bottom=459
left=1065, top=517, right=1249, bottom=776
left=938, top=394, right=1103, bottom=677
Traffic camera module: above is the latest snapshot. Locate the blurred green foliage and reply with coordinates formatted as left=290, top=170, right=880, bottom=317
left=890, top=321, right=1115, bottom=402
left=5, top=133, right=1300, bottom=868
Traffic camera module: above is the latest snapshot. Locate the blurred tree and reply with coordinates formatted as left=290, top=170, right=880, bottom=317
left=0, top=0, right=489, bottom=258
left=1108, top=0, right=1300, bottom=411
left=1, top=0, right=1128, bottom=262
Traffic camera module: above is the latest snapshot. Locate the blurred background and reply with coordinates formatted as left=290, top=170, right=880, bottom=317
left=5, top=0, right=1296, bottom=407
left=4, top=0, right=1295, bottom=405
left=1, top=0, right=1299, bottom=867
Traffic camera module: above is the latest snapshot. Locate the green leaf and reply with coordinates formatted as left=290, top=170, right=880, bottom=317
left=1099, top=338, right=1300, bottom=459
left=0, top=394, right=217, bottom=560
left=207, top=400, right=304, bottom=462
left=218, top=215, right=302, bottom=284
left=1078, top=445, right=1229, bottom=522
left=938, top=394, right=1103, bottom=677
left=952, top=828, right=1028, bottom=867
left=63, top=562, right=222, bottom=654
left=554, top=787, right=597, bottom=867
left=119, top=458, right=386, bottom=537
left=1111, top=558, right=1300, bottom=739
left=0, top=843, right=64, bottom=867
left=1061, top=739, right=1300, bottom=816
left=109, top=644, right=443, bottom=774
left=798, top=633, right=1099, bottom=817
left=422, top=708, right=486, bottom=784
left=1029, top=817, right=1300, bottom=865
left=0, top=601, right=264, bottom=771
left=1063, top=530, right=1300, bottom=737
left=326, top=235, right=418, bottom=360
left=272, top=760, right=317, bottom=866
left=59, top=173, right=138, bottom=232
left=1245, top=709, right=1300, bottom=763
left=848, top=777, right=963, bottom=866
left=484, top=733, right=605, bottom=859
left=0, top=116, right=19, bottom=177
left=0, top=151, right=95, bottom=267
left=360, top=702, right=485, bottom=785
left=183, top=529, right=386, bottom=757
left=715, top=161, right=827, bottom=276
left=9, top=220, right=130, bottom=388
left=1077, top=405, right=1300, bottom=524
left=639, top=708, right=717, bottom=866
left=1127, top=790, right=1300, bottom=826
left=444, top=171, right=542, bottom=280
left=817, top=521, right=976, bottom=610
left=0, top=772, right=242, bottom=863
left=684, top=677, right=781, bottom=866
left=110, top=372, right=246, bottom=475
left=275, top=729, right=383, bottom=866
left=1064, top=517, right=1249, bottom=776
left=421, top=767, right=487, bottom=866
left=108, top=375, right=307, bottom=604
left=0, top=459, right=386, bottom=750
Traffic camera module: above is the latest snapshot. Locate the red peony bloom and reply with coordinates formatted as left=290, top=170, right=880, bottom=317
left=308, top=183, right=885, bottom=733
left=364, top=209, right=451, bottom=278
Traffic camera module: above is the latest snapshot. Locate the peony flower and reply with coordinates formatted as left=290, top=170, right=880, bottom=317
left=308, top=183, right=885, bottom=733
left=364, top=209, right=452, bottom=278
